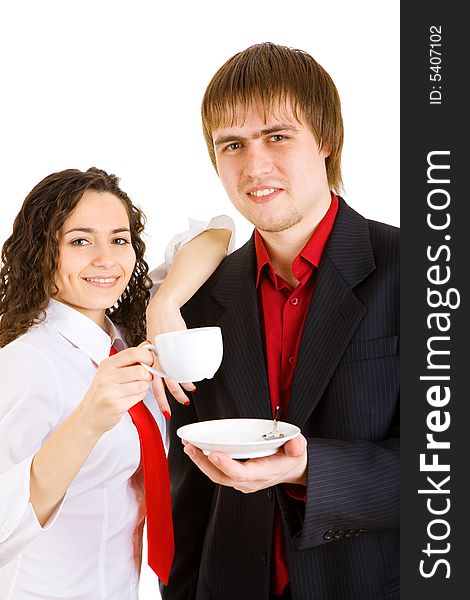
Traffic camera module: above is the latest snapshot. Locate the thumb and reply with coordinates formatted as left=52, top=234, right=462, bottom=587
left=283, top=435, right=306, bottom=457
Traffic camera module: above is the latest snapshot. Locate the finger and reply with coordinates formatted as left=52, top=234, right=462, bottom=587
left=206, top=451, right=270, bottom=482
left=283, top=434, right=306, bottom=457
left=183, top=443, right=234, bottom=486
left=121, top=392, right=152, bottom=411
left=164, top=378, right=191, bottom=405
left=114, top=364, right=153, bottom=384
left=119, top=379, right=151, bottom=397
left=181, top=382, right=197, bottom=392
left=151, top=375, right=171, bottom=419
left=107, top=346, right=155, bottom=367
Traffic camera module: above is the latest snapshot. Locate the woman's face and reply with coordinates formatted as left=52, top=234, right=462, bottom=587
left=54, top=190, right=136, bottom=327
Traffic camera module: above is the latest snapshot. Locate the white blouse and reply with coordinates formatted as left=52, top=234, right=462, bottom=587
left=0, top=216, right=235, bottom=600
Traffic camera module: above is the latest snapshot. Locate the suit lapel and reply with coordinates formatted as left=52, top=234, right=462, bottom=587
left=289, top=199, right=376, bottom=427
left=211, top=239, right=271, bottom=419
left=208, top=199, right=376, bottom=426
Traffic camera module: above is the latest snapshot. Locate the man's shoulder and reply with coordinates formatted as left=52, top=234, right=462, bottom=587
left=337, top=196, right=399, bottom=240
left=182, top=237, right=255, bottom=317
left=203, top=237, right=255, bottom=289
left=367, top=217, right=399, bottom=236
left=366, top=217, right=399, bottom=249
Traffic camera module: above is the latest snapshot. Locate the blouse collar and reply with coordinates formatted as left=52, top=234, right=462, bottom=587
left=44, top=299, right=124, bottom=365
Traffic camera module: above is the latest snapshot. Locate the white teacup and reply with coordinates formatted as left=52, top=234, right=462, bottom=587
left=141, top=326, right=223, bottom=382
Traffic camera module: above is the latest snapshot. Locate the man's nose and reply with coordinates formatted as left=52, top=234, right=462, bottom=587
left=243, top=142, right=273, bottom=178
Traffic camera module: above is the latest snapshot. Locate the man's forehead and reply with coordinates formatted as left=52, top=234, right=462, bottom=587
left=213, top=102, right=304, bottom=136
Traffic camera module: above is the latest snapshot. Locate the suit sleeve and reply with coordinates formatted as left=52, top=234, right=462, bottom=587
left=279, top=412, right=399, bottom=549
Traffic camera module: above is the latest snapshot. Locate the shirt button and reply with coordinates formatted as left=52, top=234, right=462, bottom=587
left=290, top=297, right=299, bottom=306
left=288, top=356, right=295, bottom=365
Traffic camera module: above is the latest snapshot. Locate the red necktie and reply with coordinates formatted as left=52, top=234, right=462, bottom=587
left=109, top=345, right=174, bottom=584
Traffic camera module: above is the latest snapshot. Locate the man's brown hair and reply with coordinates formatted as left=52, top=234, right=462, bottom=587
left=202, top=42, right=344, bottom=193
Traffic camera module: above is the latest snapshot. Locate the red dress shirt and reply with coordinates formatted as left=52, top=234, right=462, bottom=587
left=255, top=194, right=339, bottom=595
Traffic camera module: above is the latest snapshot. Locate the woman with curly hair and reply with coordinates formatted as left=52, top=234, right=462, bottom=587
left=0, top=167, right=232, bottom=599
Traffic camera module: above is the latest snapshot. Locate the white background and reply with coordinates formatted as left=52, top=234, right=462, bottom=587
left=0, top=1, right=399, bottom=598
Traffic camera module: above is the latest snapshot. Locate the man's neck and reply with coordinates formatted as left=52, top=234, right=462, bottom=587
left=258, top=194, right=332, bottom=287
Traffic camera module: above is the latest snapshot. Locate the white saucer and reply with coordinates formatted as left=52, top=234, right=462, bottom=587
left=177, top=418, right=301, bottom=459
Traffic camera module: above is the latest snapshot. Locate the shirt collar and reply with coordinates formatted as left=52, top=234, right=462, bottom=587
left=45, top=299, right=125, bottom=365
left=255, top=192, right=339, bottom=288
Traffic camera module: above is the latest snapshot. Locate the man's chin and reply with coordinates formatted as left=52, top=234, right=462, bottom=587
left=255, top=216, right=302, bottom=234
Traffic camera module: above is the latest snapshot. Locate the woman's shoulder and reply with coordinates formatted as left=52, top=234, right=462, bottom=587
left=0, top=322, right=66, bottom=417
left=0, top=323, right=60, bottom=377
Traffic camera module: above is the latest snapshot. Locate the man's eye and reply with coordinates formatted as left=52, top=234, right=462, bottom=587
left=71, top=238, right=89, bottom=246
left=270, top=134, right=286, bottom=142
left=225, top=142, right=242, bottom=152
left=113, top=238, right=130, bottom=245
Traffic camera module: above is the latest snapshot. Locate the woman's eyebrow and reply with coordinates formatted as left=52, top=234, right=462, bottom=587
left=63, top=227, right=131, bottom=235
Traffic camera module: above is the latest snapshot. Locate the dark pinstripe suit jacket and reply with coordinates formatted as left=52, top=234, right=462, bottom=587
left=161, top=199, right=400, bottom=600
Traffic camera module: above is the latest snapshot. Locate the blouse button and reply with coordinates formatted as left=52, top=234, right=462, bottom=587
left=290, top=297, right=299, bottom=306
left=288, top=356, right=295, bottom=365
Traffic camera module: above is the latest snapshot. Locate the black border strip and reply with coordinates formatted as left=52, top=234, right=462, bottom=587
left=401, top=3, right=468, bottom=597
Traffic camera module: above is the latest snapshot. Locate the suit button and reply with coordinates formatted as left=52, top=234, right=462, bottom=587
left=355, top=528, right=366, bottom=536
left=334, top=530, right=345, bottom=539
left=323, top=530, right=334, bottom=541
left=267, top=489, right=273, bottom=501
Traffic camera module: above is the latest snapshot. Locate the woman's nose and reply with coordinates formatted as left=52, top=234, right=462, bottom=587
left=91, top=244, right=116, bottom=268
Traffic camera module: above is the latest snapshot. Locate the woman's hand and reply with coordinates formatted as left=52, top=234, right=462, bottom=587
left=30, top=346, right=155, bottom=527
left=77, top=347, right=154, bottom=436
left=146, top=297, right=195, bottom=418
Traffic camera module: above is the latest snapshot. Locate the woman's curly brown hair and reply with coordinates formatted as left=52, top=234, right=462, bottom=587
left=0, top=167, right=152, bottom=347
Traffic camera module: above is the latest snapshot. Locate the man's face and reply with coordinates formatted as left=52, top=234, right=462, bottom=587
left=213, top=104, right=331, bottom=234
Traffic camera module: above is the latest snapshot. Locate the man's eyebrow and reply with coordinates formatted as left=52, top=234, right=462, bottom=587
left=214, top=124, right=299, bottom=146
left=63, top=227, right=131, bottom=235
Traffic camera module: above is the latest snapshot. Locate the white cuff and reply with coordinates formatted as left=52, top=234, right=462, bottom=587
left=149, top=215, right=235, bottom=288
left=0, top=455, right=67, bottom=566
left=0, top=455, right=35, bottom=544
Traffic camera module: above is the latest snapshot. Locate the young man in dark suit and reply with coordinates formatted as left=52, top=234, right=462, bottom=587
left=161, top=42, right=399, bottom=600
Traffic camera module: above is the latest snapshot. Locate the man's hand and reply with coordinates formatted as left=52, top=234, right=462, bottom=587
left=182, top=434, right=307, bottom=493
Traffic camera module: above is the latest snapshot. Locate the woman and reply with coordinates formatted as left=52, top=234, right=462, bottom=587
left=0, top=167, right=232, bottom=599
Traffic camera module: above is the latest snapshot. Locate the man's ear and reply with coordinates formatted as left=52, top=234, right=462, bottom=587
left=320, top=142, right=331, bottom=158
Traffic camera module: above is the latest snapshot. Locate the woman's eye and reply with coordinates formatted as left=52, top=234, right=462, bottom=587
left=71, top=238, right=90, bottom=246
left=270, top=134, right=285, bottom=142
left=113, top=238, right=130, bottom=245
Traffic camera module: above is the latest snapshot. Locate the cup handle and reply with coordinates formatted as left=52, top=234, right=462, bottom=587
left=141, top=343, right=168, bottom=379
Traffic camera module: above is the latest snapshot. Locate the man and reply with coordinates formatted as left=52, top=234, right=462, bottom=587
left=161, top=43, right=399, bottom=600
